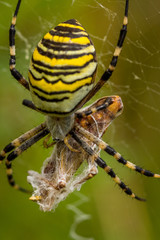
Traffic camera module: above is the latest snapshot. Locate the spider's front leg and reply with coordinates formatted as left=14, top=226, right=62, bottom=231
left=9, top=0, right=29, bottom=90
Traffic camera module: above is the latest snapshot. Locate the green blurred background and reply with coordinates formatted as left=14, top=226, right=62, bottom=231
left=0, top=0, right=160, bottom=239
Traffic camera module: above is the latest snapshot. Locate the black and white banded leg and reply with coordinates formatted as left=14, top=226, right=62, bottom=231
left=78, top=0, right=129, bottom=109
left=70, top=129, right=145, bottom=201
left=9, top=0, right=29, bottom=90
left=75, top=124, right=160, bottom=179
left=0, top=123, right=49, bottom=192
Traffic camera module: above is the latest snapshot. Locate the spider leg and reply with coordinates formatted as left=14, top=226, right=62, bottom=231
left=75, top=124, right=160, bottom=179
left=22, top=99, right=38, bottom=112
left=64, top=135, right=80, bottom=153
left=5, top=128, right=49, bottom=193
left=0, top=123, right=49, bottom=192
left=70, top=130, right=145, bottom=201
left=77, top=0, right=129, bottom=109
left=9, top=0, right=29, bottom=90
left=43, top=133, right=56, bottom=148
left=0, top=122, right=47, bottom=163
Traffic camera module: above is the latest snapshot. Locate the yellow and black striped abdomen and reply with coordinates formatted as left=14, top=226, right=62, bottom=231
left=29, top=19, right=97, bottom=116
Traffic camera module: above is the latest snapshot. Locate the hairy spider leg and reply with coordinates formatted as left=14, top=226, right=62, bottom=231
left=70, top=130, right=145, bottom=201
left=9, top=0, right=29, bottom=90
left=75, top=124, right=160, bottom=178
left=0, top=124, right=49, bottom=192
left=77, top=0, right=129, bottom=109
left=5, top=128, right=49, bottom=192
left=0, top=123, right=46, bottom=162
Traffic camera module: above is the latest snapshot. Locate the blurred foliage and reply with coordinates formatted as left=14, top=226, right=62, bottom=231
left=0, top=0, right=160, bottom=240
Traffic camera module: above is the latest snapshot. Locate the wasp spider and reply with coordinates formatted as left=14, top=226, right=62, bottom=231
left=1, top=0, right=160, bottom=210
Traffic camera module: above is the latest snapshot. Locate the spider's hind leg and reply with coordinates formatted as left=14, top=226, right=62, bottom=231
left=9, top=0, right=29, bottom=90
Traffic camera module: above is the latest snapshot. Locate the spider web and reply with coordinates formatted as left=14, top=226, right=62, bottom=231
left=0, top=0, right=160, bottom=240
